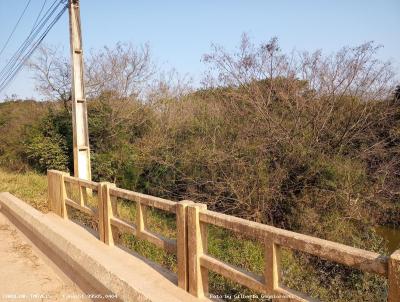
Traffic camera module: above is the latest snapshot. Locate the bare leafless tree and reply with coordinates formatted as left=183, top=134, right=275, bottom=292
left=29, top=42, right=155, bottom=104
left=85, top=42, right=155, bottom=99
left=28, top=45, right=71, bottom=111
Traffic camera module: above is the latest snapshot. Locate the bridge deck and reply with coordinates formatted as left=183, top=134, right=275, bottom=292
left=0, top=211, right=90, bottom=302
left=0, top=192, right=210, bottom=302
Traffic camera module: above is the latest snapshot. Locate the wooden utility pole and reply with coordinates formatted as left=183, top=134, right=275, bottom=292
left=68, top=0, right=91, bottom=180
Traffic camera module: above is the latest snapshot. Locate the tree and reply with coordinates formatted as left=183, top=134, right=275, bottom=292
left=28, top=46, right=71, bottom=111
left=29, top=42, right=155, bottom=104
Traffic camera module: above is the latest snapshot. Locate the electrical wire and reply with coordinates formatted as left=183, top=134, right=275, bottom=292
left=0, top=0, right=62, bottom=80
left=0, top=5, right=67, bottom=91
left=0, top=0, right=33, bottom=58
left=32, top=0, right=49, bottom=32
left=0, top=0, right=67, bottom=92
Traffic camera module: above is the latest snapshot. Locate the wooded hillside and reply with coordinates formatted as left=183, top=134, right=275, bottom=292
left=1, top=36, right=399, bottom=300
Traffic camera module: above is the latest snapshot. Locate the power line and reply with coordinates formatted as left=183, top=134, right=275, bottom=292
left=0, top=0, right=66, bottom=90
left=0, top=0, right=67, bottom=92
left=0, top=4, right=67, bottom=91
left=0, top=0, right=61, bottom=80
left=32, top=0, right=49, bottom=31
left=0, top=0, right=60, bottom=81
left=0, top=0, right=32, bottom=58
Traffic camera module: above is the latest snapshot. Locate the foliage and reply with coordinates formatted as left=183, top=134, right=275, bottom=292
left=23, top=108, right=71, bottom=173
left=0, top=168, right=48, bottom=212
left=1, top=36, right=399, bottom=300
left=0, top=100, right=48, bottom=171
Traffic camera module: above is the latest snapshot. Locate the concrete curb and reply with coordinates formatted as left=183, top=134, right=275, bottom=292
left=0, top=192, right=209, bottom=302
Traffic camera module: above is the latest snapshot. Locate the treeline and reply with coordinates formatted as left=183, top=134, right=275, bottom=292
left=1, top=36, right=399, bottom=245
left=1, top=35, right=400, bottom=300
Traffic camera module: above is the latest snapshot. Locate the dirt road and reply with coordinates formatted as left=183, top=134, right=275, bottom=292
left=0, top=212, right=90, bottom=302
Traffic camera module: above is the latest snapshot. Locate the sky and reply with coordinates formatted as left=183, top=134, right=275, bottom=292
left=0, top=0, right=399, bottom=99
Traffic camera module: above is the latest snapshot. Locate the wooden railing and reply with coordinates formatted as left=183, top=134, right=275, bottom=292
left=47, top=169, right=192, bottom=291
left=47, top=170, right=400, bottom=301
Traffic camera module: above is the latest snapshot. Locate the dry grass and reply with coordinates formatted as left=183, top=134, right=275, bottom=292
left=0, top=168, right=387, bottom=301
left=0, top=168, right=48, bottom=212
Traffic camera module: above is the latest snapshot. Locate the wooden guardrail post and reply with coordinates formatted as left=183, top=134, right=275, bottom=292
left=187, top=203, right=208, bottom=297
left=388, top=249, right=400, bottom=302
left=99, top=182, right=114, bottom=246
left=110, top=184, right=117, bottom=218
left=47, top=170, right=69, bottom=219
left=176, top=200, right=194, bottom=291
left=136, top=198, right=147, bottom=237
left=98, top=182, right=105, bottom=242
left=265, top=238, right=281, bottom=294
left=200, top=204, right=209, bottom=295
left=79, top=184, right=88, bottom=207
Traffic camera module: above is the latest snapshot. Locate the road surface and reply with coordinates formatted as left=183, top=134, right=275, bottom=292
left=0, top=211, right=90, bottom=301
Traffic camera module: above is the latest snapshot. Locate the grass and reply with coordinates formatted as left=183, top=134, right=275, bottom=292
left=0, top=168, right=387, bottom=301
left=0, top=168, right=48, bottom=212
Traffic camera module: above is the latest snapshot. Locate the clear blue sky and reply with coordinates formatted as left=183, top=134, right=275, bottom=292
left=0, top=0, right=399, bottom=99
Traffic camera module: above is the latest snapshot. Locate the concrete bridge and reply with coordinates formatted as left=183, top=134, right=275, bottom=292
left=0, top=170, right=399, bottom=302
left=0, top=209, right=92, bottom=302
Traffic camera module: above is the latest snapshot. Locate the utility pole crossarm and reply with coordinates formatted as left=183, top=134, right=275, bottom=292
left=68, top=0, right=91, bottom=180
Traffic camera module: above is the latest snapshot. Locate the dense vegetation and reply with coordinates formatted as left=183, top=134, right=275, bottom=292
left=1, top=36, right=399, bottom=300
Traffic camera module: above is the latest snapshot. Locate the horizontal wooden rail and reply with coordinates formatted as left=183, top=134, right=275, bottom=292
left=199, top=209, right=388, bottom=276
left=64, top=175, right=98, bottom=190
left=140, top=230, right=177, bottom=254
left=188, top=205, right=398, bottom=301
left=110, top=216, right=137, bottom=234
left=109, top=187, right=176, bottom=213
left=47, top=170, right=189, bottom=291
left=109, top=216, right=177, bottom=254
left=200, top=255, right=265, bottom=293
left=47, top=170, right=400, bottom=301
left=65, top=197, right=98, bottom=218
